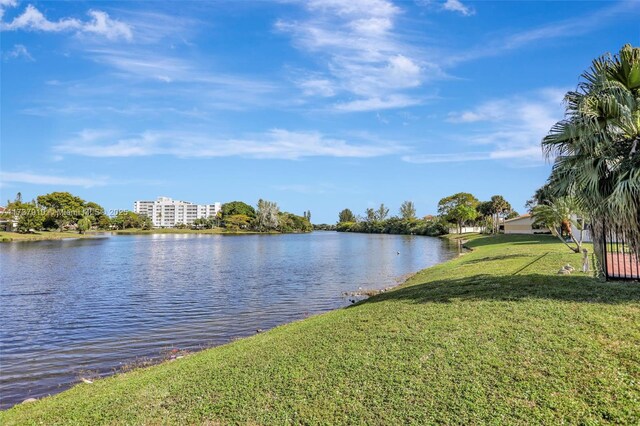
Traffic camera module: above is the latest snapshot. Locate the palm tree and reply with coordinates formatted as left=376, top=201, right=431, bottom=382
left=531, top=198, right=584, bottom=253
left=541, top=44, right=640, bottom=275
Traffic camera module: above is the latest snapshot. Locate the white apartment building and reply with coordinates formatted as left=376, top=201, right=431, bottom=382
left=133, top=196, right=222, bottom=228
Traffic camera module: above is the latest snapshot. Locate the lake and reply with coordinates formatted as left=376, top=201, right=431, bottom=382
left=0, top=232, right=458, bottom=408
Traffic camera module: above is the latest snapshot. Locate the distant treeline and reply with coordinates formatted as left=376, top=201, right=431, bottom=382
left=2, top=193, right=312, bottom=234
left=331, top=193, right=519, bottom=237
left=330, top=202, right=447, bottom=236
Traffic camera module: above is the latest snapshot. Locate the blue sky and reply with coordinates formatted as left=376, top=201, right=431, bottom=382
left=1, top=0, right=638, bottom=223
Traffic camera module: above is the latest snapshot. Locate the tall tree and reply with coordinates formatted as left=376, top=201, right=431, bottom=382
left=338, top=208, right=356, bottom=223
left=399, top=201, right=417, bottom=220
left=7, top=199, right=45, bottom=233
left=541, top=44, right=640, bottom=273
left=365, top=208, right=376, bottom=223
left=224, top=214, right=251, bottom=230
left=376, top=203, right=389, bottom=221
left=37, top=192, right=85, bottom=231
left=111, top=211, right=143, bottom=230
left=476, top=201, right=494, bottom=234
left=77, top=217, right=92, bottom=234
left=438, top=192, right=479, bottom=233
left=490, top=195, right=512, bottom=234
left=525, top=184, right=554, bottom=212
left=84, top=201, right=108, bottom=227
left=255, top=199, right=279, bottom=230
left=532, top=198, right=585, bottom=253
left=221, top=201, right=256, bottom=219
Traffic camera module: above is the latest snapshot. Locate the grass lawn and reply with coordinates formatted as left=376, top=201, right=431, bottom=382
left=0, top=230, right=99, bottom=242
left=2, top=234, right=638, bottom=424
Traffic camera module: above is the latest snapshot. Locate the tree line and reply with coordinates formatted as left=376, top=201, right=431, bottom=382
left=192, top=200, right=312, bottom=233
left=2, top=192, right=116, bottom=234
left=2, top=193, right=311, bottom=234
left=328, top=194, right=518, bottom=236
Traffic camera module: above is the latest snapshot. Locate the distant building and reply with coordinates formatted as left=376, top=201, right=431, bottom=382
left=0, top=206, right=18, bottom=232
left=133, top=196, right=221, bottom=228
left=504, top=214, right=591, bottom=241
left=503, top=214, right=536, bottom=234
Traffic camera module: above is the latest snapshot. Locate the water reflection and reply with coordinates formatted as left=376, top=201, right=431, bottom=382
left=0, top=232, right=457, bottom=408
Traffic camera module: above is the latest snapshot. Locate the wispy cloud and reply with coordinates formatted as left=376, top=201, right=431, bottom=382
left=276, top=0, right=439, bottom=111
left=112, top=9, right=199, bottom=45
left=334, top=94, right=423, bottom=112
left=402, top=147, right=542, bottom=164
left=1, top=4, right=132, bottom=41
left=445, top=1, right=638, bottom=65
left=87, top=48, right=273, bottom=89
left=4, top=43, right=33, bottom=61
left=55, top=128, right=405, bottom=160
left=403, top=88, right=565, bottom=165
left=442, top=0, right=474, bottom=16
left=0, top=171, right=108, bottom=188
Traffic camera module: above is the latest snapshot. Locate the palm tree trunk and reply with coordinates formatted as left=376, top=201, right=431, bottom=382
left=549, top=226, right=580, bottom=253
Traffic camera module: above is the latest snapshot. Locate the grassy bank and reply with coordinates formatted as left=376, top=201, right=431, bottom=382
left=2, top=234, right=639, bottom=424
left=0, top=231, right=100, bottom=242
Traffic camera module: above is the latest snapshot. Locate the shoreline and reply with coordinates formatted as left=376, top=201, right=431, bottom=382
left=0, top=228, right=309, bottom=242
left=0, top=228, right=456, bottom=243
left=0, top=231, right=105, bottom=243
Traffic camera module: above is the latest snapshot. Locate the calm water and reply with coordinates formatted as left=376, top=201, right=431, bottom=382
left=0, top=232, right=457, bottom=408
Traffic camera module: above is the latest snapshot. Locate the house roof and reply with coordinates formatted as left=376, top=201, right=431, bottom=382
left=504, top=214, right=532, bottom=223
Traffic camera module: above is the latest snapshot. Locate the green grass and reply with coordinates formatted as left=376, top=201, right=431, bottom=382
left=2, top=234, right=639, bottom=424
left=0, top=230, right=99, bottom=242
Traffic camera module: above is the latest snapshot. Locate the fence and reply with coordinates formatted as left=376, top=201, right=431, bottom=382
left=602, top=224, right=640, bottom=280
left=448, top=226, right=484, bottom=234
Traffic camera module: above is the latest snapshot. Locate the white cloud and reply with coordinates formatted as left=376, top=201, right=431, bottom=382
left=298, top=78, right=336, bottom=97
left=87, top=48, right=275, bottom=89
left=442, top=0, right=474, bottom=16
left=334, top=95, right=422, bottom=112
left=76, top=48, right=279, bottom=110
left=403, top=88, right=565, bottom=165
left=447, top=99, right=509, bottom=123
left=54, top=128, right=405, bottom=160
left=82, top=10, right=133, bottom=41
left=2, top=4, right=81, bottom=31
left=277, top=0, right=438, bottom=111
left=1, top=5, right=132, bottom=41
left=0, top=171, right=108, bottom=188
left=402, top=147, right=541, bottom=164
left=0, top=0, right=17, bottom=20
left=5, top=43, right=33, bottom=61
left=306, top=0, right=400, bottom=18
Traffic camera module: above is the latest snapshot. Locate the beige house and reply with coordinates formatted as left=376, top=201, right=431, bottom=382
left=503, top=214, right=537, bottom=234
left=503, top=214, right=591, bottom=241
